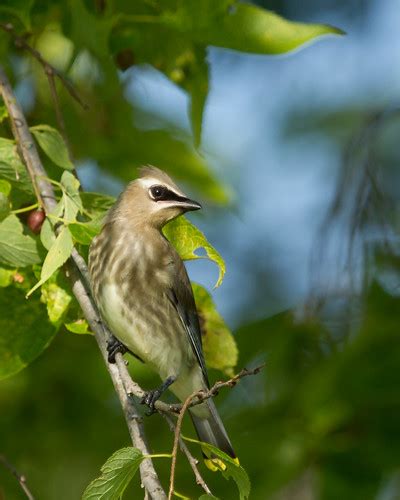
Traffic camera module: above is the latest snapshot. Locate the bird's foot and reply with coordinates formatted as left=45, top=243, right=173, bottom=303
left=107, top=336, right=130, bottom=363
left=141, top=376, right=176, bottom=416
left=141, top=389, right=163, bottom=416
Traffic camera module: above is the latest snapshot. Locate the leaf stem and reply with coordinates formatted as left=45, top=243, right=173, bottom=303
left=11, top=203, right=38, bottom=214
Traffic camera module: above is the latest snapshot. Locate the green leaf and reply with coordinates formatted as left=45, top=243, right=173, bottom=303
left=0, top=266, right=15, bottom=287
left=0, top=105, right=8, bottom=124
left=0, top=178, right=11, bottom=197
left=82, top=447, right=144, bottom=500
left=27, top=226, right=73, bottom=297
left=0, top=179, right=11, bottom=221
left=41, top=281, right=72, bottom=325
left=69, top=220, right=101, bottom=245
left=0, top=138, right=33, bottom=194
left=162, top=1, right=344, bottom=54
left=193, top=283, right=237, bottom=376
left=80, top=192, right=115, bottom=218
left=184, top=437, right=250, bottom=500
left=30, top=125, right=74, bottom=171
left=61, top=171, right=83, bottom=222
left=0, top=214, right=41, bottom=267
left=0, top=284, right=57, bottom=380
left=65, top=319, right=91, bottom=334
left=40, top=217, right=56, bottom=250
left=163, top=216, right=225, bottom=287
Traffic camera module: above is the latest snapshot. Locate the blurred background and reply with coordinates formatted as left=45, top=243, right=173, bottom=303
left=1, top=0, right=400, bottom=498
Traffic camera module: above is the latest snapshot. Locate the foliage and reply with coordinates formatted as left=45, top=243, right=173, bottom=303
left=0, top=1, right=349, bottom=499
left=82, top=447, right=144, bottom=500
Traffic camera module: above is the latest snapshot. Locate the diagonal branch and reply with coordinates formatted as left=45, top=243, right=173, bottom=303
left=0, top=453, right=35, bottom=500
left=0, top=22, right=88, bottom=111
left=0, top=66, right=166, bottom=500
left=115, top=354, right=264, bottom=415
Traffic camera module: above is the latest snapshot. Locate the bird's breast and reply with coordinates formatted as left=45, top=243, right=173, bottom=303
left=89, top=230, right=194, bottom=377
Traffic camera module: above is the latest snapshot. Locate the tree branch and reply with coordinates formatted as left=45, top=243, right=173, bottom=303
left=0, top=454, right=35, bottom=500
left=0, top=22, right=88, bottom=111
left=0, top=66, right=166, bottom=500
left=115, top=355, right=264, bottom=415
left=163, top=414, right=212, bottom=496
left=168, top=392, right=197, bottom=500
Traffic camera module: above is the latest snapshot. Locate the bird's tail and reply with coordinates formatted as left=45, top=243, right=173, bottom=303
left=190, top=397, right=238, bottom=471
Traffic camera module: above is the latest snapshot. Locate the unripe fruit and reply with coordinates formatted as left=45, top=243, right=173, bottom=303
left=27, top=209, right=45, bottom=234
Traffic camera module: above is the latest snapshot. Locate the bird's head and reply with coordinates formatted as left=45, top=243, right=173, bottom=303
left=109, top=166, right=201, bottom=229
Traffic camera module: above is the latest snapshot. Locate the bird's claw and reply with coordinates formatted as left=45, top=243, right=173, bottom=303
left=141, top=390, right=162, bottom=416
left=107, top=336, right=129, bottom=363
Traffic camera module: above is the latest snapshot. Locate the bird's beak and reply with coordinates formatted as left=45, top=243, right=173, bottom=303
left=177, top=197, right=202, bottom=212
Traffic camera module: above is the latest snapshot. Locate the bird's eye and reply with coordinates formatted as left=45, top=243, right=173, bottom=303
left=150, top=185, right=167, bottom=200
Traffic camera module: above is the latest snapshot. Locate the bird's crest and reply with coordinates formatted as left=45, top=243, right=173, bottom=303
left=138, top=165, right=176, bottom=186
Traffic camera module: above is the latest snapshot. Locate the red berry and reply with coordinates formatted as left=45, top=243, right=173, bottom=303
left=27, top=209, right=46, bottom=234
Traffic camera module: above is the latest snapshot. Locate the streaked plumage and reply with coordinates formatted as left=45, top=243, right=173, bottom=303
left=89, top=166, right=236, bottom=468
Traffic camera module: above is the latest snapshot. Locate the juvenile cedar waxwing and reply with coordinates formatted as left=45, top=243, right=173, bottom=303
left=88, top=166, right=237, bottom=470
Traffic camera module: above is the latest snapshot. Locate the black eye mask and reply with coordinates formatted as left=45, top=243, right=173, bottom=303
left=150, top=185, right=190, bottom=204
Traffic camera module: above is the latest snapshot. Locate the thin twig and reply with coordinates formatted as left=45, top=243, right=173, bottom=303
left=163, top=414, right=212, bottom=495
left=46, top=71, right=73, bottom=160
left=0, top=454, right=35, bottom=500
left=0, top=66, right=166, bottom=500
left=116, top=355, right=264, bottom=415
left=0, top=22, right=88, bottom=110
left=168, top=392, right=198, bottom=500
left=168, top=364, right=265, bottom=414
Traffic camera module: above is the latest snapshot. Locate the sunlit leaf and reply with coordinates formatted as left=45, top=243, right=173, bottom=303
left=61, top=170, right=82, bottom=222
left=0, top=105, right=8, bottom=123
left=163, top=216, right=225, bottom=287
left=0, top=179, right=11, bottom=221
left=0, top=266, right=15, bottom=287
left=40, top=217, right=56, bottom=250
left=65, top=319, right=91, bottom=334
left=27, top=226, right=73, bottom=297
left=31, top=125, right=74, bottom=171
left=162, top=1, right=344, bottom=54
left=184, top=436, right=250, bottom=500
left=41, top=281, right=72, bottom=325
left=0, top=214, right=40, bottom=267
left=193, top=283, right=237, bottom=376
left=82, top=447, right=144, bottom=500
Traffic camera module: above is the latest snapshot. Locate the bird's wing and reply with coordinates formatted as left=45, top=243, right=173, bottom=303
left=167, top=258, right=210, bottom=388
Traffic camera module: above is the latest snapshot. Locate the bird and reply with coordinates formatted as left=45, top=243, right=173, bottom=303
left=88, top=166, right=237, bottom=471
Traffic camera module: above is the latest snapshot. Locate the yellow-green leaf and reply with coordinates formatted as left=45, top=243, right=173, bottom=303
left=193, top=283, right=237, bottom=376
left=41, top=282, right=72, bottom=325
left=65, top=319, right=91, bottom=334
left=31, top=124, right=74, bottom=171
left=163, top=216, right=225, bottom=287
left=163, top=1, right=344, bottom=55
left=27, top=226, right=73, bottom=297
left=82, top=447, right=144, bottom=500
left=183, top=436, right=250, bottom=500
